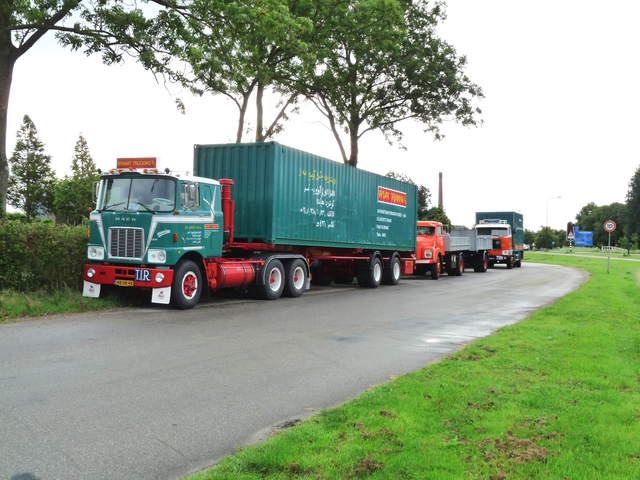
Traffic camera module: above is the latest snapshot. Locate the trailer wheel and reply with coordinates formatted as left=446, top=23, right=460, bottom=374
left=430, top=256, right=441, bottom=280
left=283, top=259, right=306, bottom=298
left=171, top=259, right=202, bottom=310
left=383, top=255, right=401, bottom=285
left=257, top=259, right=285, bottom=300
left=367, top=256, right=383, bottom=287
left=454, top=253, right=464, bottom=276
left=516, top=254, right=522, bottom=268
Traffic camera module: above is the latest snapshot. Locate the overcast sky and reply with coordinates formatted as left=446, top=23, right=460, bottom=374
left=7, top=1, right=639, bottom=231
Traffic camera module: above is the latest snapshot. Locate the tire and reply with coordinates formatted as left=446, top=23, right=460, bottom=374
left=454, top=253, right=464, bottom=276
left=383, top=256, right=401, bottom=285
left=171, top=259, right=202, bottom=309
left=473, top=251, right=489, bottom=273
left=257, top=259, right=285, bottom=300
left=283, top=259, right=307, bottom=298
left=516, top=254, right=522, bottom=268
left=506, top=256, right=514, bottom=269
left=430, top=256, right=441, bottom=280
left=367, top=256, right=383, bottom=287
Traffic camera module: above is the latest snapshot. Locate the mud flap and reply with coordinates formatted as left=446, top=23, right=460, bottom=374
left=83, top=281, right=101, bottom=298
left=152, top=287, right=172, bottom=304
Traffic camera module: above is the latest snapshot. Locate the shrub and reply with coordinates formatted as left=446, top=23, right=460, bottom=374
left=0, top=219, right=88, bottom=292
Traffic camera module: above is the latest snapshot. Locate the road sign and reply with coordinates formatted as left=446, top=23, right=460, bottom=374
left=604, top=220, right=617, bottom=233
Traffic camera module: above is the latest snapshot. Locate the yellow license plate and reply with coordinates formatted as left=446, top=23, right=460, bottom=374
left=115, top=279, right=135, bottom=287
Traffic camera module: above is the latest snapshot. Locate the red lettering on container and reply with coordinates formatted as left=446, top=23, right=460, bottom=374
left=378, top=186, right=407, bottom=207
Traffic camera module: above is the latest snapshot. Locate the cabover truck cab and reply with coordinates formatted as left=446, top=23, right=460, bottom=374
left=475, top=211, right=525, bottom=269
left=414, top=221, right=492, bottom=279
left=83, top=143, right=418, bottom=309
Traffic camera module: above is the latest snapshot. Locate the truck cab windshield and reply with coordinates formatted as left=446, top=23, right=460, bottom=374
left=98, top=177, right=176, bottom=213
left=417, top=226, right=436, bottom=236
left=476, top=227, right=510, bottom=237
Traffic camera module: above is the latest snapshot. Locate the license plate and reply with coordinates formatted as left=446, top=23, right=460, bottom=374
left=115, top=279, right=134, bottom=287
left=496, top=256, right=504, bottom=260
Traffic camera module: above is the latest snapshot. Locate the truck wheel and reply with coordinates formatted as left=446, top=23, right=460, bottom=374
left=283, top=259, right=306, bottom=298
left=516, top=254, right=522, bottom=268
left=474, top=251, right=488, bottom=273
left=257, top=259, right=285, bottom=300
left=430, top=257, right=441, bottom=280
left=506, top=256, right=514, bottom=269
left=454, top=253, right=464, bottom=276
left=383, top=255, right=401, bottom=285
left=171, top=259, right=202, bottom=310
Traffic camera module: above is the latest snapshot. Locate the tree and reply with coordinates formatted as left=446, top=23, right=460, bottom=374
left=299, top=0, right=483, bottom=166
left=627, top=165, right=640, bottom=240
left=575, top=201, right=626, bottom=247
left=170, top=0, right=312, bottom=143
left=424, top=205, right=451, bottom=226
left=53, top=134, right=98, bottom=223
left=385, top=171, right=431, bottom=219
left=0, top=0, right=189, bottom=218
left=7, top=115, right=55, bottom=220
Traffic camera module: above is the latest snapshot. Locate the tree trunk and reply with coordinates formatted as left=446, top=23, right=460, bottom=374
left=0, top=20, right=16, bottom=217
left=347, top=128, right=359, bottom=167
left=235, top=91, right=251, bottom=143
left=255, top=82, right=264, bottom=142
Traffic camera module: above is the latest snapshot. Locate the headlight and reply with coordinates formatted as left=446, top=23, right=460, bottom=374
left=155, top=273, right=165, bottom=283
left=424, top=249, right=433, bottom=259
left=502, top=250, right=510, bottom=256
left=86, top=268, right=96, bottom=278
left=148, top=249, right=167, bottom=263
left=88, top=246, right=104, bottom=260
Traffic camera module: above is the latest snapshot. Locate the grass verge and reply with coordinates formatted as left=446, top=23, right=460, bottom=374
left=186, top=253, right=640, bottom=479
left=0, top=288, right=142, bottom=323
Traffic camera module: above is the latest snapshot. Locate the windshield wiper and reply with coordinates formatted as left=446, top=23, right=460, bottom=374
left=101, top=201, right=127, bottom=211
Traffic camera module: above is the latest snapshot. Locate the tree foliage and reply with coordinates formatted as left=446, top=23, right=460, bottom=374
left=627, top=165, right=640, bottom=240
left=53, top=134, right=98, bottom=224
left=7, top=115, right=56, bottom=220
left=169, top=0, right=312, bottom=142
left=299, top=0, right=483, bottom=166
left=0, top=0, right=189, bottom=217
left=575, top=201, right=627, bottom=247
left=385, top=171, right=431, bottom=219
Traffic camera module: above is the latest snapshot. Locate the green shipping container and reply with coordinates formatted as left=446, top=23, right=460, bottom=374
left=193, top=142, right=417, bottom=251
left=475, top=211, right=524, bottom=246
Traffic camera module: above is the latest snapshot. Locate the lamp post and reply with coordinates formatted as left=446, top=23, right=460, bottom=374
left=546, top=196, right=562, bottom=249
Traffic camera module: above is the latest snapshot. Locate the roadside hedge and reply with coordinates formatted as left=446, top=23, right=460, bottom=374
left=0, top=219, right=88, bottom=292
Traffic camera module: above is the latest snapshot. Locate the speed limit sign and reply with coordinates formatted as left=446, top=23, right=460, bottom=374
left=604, top=220, right=617, bottom=232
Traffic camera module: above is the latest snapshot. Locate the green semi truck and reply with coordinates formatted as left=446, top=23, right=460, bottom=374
left=83, top=142, right=418, bottom=309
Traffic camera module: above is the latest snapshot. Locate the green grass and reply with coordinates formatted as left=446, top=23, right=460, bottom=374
left=186, top=253, right=640, bottom=480
left=0, top=288, right=141, bottom=322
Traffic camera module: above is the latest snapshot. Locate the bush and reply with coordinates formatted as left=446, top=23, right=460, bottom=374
left=0, top=219, right=88, bottom=292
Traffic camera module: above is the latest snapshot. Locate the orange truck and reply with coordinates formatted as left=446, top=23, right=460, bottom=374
left=414, top=221, right=493, bottom=279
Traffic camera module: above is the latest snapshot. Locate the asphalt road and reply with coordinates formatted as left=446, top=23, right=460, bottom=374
left=0, top=263, right=587, bottom=480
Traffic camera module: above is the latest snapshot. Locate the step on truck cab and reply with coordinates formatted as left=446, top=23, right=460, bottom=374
left=414, top=221, right=492, bottom=279
left=474, top=211, right=525, bottom=269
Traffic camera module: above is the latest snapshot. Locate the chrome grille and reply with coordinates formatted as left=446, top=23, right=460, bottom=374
left=109, top=227, right=144, bottom=260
